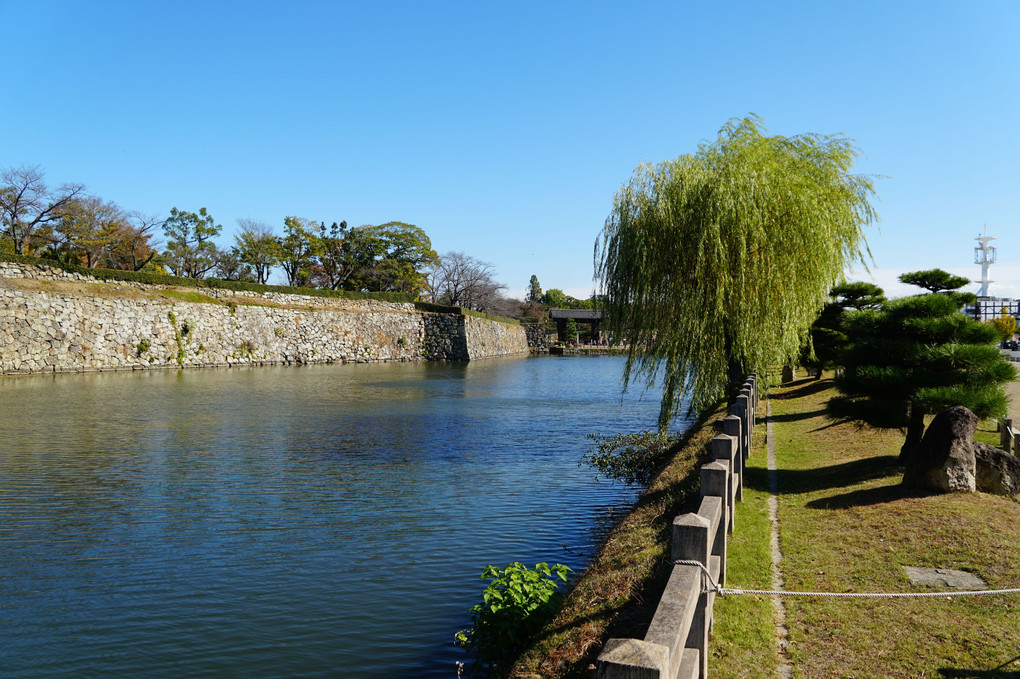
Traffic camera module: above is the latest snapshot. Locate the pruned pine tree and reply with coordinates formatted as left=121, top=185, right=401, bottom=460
left=801, top=282, right=886, bottom=378
left=830, top=293, right=1015, bottom=461
left=596, top=116, right=878, bottom=427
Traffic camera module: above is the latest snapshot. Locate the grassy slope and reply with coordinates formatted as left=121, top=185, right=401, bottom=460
left=511, top=402, right=729, bottom=678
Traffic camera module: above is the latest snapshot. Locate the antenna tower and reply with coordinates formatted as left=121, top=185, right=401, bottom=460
left=974, top=225, right=997, bottom=298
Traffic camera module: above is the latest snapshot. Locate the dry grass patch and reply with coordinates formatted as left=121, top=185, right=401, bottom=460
left=772, top=373, right=1020, bottom=679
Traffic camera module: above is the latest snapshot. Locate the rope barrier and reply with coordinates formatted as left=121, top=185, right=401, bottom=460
left=673, top=560, right=1020, bottom=599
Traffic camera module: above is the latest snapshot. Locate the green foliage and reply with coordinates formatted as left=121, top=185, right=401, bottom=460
left=988, top=307, right=1018, bottom=341
left=527, top=275, right=542, bottom=303
left=162, top=207, right=221, bottom=278
left=350, top=221, right=438, bottom=294
left=899, top=268, right=970, bottom=294
left=831, top=292, right=1016, bottom=459
left=456, top=562, right=571, bottom=677
left=540, top=288, right=592, bottom=309
left=801, top=281, right=886, bottom=376
left=597, top=115, right=877, bottom=427
left=581, top=430, right=678, bottom=485
left=135, top=338, right=150, bottom=356
left=167, top=310, right=186, bottom=365
left=278, top=216, right=318, bottom=287
left=0, top=252, right=415, bottom=302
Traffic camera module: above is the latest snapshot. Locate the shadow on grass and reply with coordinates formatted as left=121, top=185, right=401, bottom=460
left=744, top=454, right=902, bottom=496
left=770, top=377, right=832, bottom=400
left=768, top=408, right=829, bottom=423
left=804, top=482, right=930, bottom=509
left=939, top=653, right=1020, bottom=677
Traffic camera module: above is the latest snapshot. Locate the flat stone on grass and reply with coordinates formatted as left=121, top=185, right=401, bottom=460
left=903, top=566, right=988, bottom=589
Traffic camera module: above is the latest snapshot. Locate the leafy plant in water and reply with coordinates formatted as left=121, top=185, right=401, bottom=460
left=581, top=430, right=678, bottom=485
left=456, top=562, right=571, bottom=677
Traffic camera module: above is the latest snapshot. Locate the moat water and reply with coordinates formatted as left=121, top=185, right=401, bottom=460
left=0, top=356, right=690, bottom=677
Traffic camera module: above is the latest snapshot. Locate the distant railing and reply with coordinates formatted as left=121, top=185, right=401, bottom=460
left=595, top=375, right=757, bottom=679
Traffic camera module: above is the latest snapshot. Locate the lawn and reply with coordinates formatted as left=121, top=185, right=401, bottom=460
left=764, top=373, right=1020, bottom=679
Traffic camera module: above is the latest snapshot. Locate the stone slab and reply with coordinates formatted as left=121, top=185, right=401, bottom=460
left=903, top=566, right=987, bottom=589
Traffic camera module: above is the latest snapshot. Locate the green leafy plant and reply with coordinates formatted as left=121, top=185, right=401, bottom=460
left=135, top=338, right=150, bottom=356
left=581, top=430, right=678, bottom=485
left=456, top=562, right=571, bottom=677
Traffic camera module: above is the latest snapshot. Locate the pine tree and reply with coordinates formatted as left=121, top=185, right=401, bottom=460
left=830, top=290, right=1015, bottom=462
left=527, top=275, right=543, bottom=303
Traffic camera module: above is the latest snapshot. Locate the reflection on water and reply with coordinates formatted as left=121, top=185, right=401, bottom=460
left=0, top=357, right=690, bottom=678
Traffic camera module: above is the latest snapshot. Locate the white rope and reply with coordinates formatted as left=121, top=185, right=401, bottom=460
left=673, top=560, right=1020, bottom=599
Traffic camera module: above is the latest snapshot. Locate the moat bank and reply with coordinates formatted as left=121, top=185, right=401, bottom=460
left=0, top=261, right=529, bottom=375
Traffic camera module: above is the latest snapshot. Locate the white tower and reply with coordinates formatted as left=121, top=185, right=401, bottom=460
left=974, top=228, right=997, bottom=298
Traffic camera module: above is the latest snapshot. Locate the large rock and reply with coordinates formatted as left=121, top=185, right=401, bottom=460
left=902, top=406, right=977, bottom=492
left=974, top=442, right=1020, bottom=497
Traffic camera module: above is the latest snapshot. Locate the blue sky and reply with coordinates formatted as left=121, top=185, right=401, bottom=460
left=4, top=1, right=1018, bottom=299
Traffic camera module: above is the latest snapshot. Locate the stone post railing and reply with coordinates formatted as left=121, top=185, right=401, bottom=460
left=1000, top=418, right=1016, bottom=455
left=596, top=374, right=757, bottom=679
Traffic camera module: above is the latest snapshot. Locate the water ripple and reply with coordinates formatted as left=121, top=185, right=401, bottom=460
left=0, top=357, right=690, bottom=678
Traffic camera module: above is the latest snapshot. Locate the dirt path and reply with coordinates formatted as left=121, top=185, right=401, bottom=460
left=1007, top=375, right=1020, bottom=422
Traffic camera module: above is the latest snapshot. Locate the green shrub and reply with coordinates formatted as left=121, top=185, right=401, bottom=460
left=0, top=253, right=415, bottom=303
left=581, top=430, right=678, bottom=485
left=456, top=562, right=571, bottom=677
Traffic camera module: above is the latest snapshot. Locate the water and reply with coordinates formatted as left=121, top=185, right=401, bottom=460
left=0, top=356, right=688, bottom=677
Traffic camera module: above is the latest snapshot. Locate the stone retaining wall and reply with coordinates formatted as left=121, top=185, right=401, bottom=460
left=0, top=262, right=529, bottom=374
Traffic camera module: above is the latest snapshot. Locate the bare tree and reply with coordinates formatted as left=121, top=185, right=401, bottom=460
left=427, top=251, right=506, bottom=312
left=0, top=165, right=85, bottom=255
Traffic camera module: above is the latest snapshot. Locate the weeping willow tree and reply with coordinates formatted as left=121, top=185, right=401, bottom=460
left=596, top=116, right=878, bottom=428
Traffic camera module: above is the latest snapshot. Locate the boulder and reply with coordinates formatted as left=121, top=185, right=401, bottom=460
left=974, top=442, right=1020, bottom=497
left=902, top=406, right=977, bottom=492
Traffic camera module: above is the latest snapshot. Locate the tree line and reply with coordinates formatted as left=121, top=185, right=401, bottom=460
left=0, top=163, right=549, bottom=315
left=596, top=114, right=1014, bottom=464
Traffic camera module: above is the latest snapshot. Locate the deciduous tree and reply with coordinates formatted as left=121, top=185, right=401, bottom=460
left=351, top=221, right=438, bottom=294
left=277, top=216, right=317, bottom=287
left=0, top=165, right=85, bottom=255
left=597, top=116, right=878, bottom=427
left=162, top=207, right=221, bottom=278
left=234, top=218, right=279, bottom=284
left=427, top=251, right=506, bottom=311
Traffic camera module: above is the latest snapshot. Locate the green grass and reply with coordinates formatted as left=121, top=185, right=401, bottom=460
left=772, top=373, right=1020, bottom=679
left=708, top=417, right=780, bottom=678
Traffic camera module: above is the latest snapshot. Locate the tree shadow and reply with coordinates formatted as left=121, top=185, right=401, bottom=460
left=769, top=408, right=829, bottom=423
left=939, top=654, right=1020, bottom=677
left=804, top=482, right=930, bottom=509
left=744, top=454, right=903, bottom=496
left=770, top=377, right=832, bottom=400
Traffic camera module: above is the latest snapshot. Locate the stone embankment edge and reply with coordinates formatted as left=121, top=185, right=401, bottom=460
left=0, top=262, right=530, bottom=375
left=510, top=397, right=736, bottom=677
